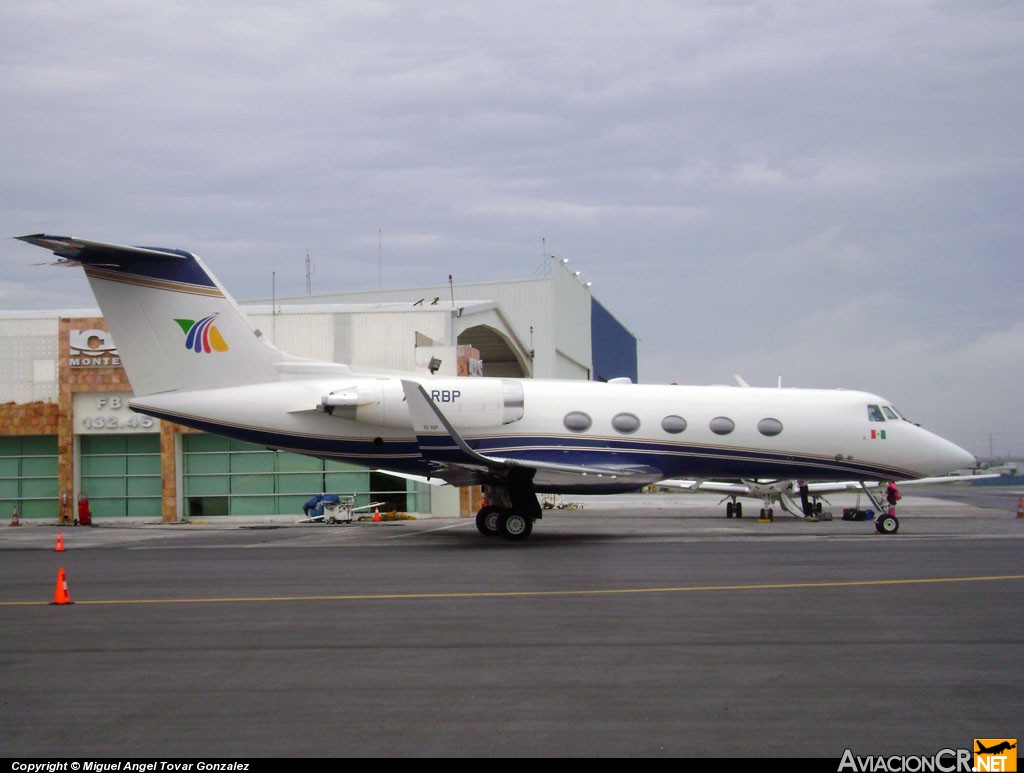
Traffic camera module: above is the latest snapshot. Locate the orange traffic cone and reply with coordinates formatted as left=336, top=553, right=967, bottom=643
left=10, top=505, right=19, bottom=527
left=54, top=532, right=65, bottom=552
left=1017, top=497, right=1023, bottom=519
left=51, top=567, right=73, bottom=605
left=373, top=506, right=381, bottom=522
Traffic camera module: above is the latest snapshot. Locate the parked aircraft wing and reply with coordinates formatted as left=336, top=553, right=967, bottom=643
left=660, top=473, right=999, bottom=497
left=401, top=379, right=662, bottom=489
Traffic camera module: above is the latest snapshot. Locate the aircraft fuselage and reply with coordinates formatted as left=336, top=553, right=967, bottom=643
left=131, top=375, right=973, bottom=493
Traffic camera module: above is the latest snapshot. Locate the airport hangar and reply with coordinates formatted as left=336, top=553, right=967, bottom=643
left=0, top=257, right=637, bottom=523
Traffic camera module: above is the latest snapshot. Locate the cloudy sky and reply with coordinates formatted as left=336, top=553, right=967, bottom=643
left=2, top=1, right=1021, bottom=459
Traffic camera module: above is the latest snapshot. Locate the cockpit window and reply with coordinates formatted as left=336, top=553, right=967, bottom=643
left=888, top=405, right=907, bottom=421
left=867, top=405, right=885, bottom=422
left=882, top=406, right=899, bottom=420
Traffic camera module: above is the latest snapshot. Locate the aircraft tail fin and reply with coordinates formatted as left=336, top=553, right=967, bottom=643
left=17, top=235, right=304, bottom=396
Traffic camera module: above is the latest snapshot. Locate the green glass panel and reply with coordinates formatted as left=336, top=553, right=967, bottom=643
left=90, top=498, right=126, bottom=518
left=277, top=453, right=323, bottom=472
left=81, top=435, right=127, bottom=454
left=185, top=434, right=230, bottom=452
left=129, top=498, right=162, bottom=517
left=125, top=435, right=159, bottom=454
left=185, top=476, right=229, bottom=496
left=21, top=500, right=56, bottom=518
left=277, top=473, right=323, bottom=494
left=231, top=495, right=275, bottom=515
left=127, top=476, right=161, bottom=497
left=83, top=477, right=126, bottom=498
left=325, top=459, right=364, bottom=473
left=0, top=458, right=19, bottom=477
left=231, top=453, right=274, bottom=474
left=127, top=455, right=161, bottom=475
left=185, top=453, right=229, bottom=474
left=22, top=457, right=58, bottom=476
left=21, top=436, right=57, bottom=455
left=0, top=480, right=18, bottom=498
left=325, top=471, right=370, bottom=494
left=81, top=455, right=126, bottom=475
left=277, top=495, right=309, bottom=516
left=232, top=475, right=274, bottom=495
left=22, top=478, right=57, bottom=498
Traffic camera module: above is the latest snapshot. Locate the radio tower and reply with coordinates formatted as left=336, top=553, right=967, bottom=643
left=305, top=250, right=313, bottom=295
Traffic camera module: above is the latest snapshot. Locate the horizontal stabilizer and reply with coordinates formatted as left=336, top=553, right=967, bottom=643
left=17, top=234, right=191, bottom=264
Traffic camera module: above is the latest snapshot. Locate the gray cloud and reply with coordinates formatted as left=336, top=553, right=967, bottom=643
left=3, top=0, right=1022, bottom=457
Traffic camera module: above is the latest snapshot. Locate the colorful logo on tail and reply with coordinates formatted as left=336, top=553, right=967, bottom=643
left=175, top=316, right=229, bottom=354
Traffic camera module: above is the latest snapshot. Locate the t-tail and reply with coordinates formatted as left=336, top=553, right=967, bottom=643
left=16, top=235, right=306, bottom=396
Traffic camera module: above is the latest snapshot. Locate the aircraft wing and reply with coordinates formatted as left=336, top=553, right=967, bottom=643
left=658, top=479, right=752, bottom=494
left=803, top=473, right=999, bottom=494
left=401, top=380, right=663, bottom=490
left=659, top=474, right=999, bottom=497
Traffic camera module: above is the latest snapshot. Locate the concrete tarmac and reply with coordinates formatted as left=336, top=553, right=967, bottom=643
left=1, top=487, right=1021, bottom=758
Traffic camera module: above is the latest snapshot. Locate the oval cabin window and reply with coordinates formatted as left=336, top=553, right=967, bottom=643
left=709, top=416, right=735, bottom=435
left=757, top=418, right=783, bottom=437
left=661, top=415, right=687, bottom=434
left=611, top=412, right=641, bottom=434
left=563, top=411, right=592, bottom=432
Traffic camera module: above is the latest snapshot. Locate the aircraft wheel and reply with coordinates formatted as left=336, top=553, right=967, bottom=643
left=476, top=506, right=502, bottom=537
left=875, top=514, right=899, bottom=535
left=498, top=510, right=533, bottom=541
left=725, top=502, right=734, bottom=518
left=735, top=502, right=743, bottom=518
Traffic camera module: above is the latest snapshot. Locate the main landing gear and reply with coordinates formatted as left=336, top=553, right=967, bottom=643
left=725, top=499, right=744, bottom=518
left=477, top=484, right=541, bottom=540
left=476, top=505, right=534, bottom=540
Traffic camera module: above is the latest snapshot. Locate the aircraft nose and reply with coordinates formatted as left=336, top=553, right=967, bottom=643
left=934, top=436, right=977, bottom=475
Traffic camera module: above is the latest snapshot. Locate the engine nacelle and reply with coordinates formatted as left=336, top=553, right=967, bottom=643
left=320, top=378, right=524, bottom=429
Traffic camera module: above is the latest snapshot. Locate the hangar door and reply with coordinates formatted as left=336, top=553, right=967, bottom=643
left=0, top=435, right=58, bottom=519
left=181, top=434, right=427, bottom=517
left=79, top=434, right=163, bottom=518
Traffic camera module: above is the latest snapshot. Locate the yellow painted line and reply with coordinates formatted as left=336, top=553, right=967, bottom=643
left=2, top=574, right=1022, bottom=607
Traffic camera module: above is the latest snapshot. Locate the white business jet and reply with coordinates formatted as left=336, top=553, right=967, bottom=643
left=16, top=234, right=977, bottom=540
